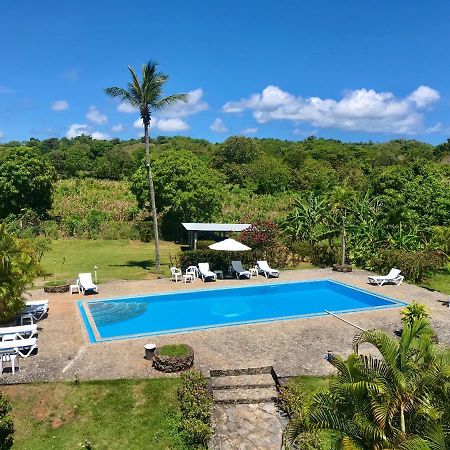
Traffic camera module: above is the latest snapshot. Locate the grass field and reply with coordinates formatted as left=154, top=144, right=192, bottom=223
left=424, top=272, right=450, bottom=295
left=2, top=379, right=187, bottom=450
left=39, top=239, right=182, bottom=283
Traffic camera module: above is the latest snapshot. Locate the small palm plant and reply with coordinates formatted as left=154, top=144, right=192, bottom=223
left=283, top=316, right=450, bottom=449
left=105, top=62, right=187, bottom=270
left=401, top=302, right=430, bottom=326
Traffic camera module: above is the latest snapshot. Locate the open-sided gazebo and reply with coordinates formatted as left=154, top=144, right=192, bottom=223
left=182, top=223, right=251, bottom=249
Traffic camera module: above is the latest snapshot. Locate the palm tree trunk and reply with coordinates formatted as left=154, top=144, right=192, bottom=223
left=144, top=123, right=160, bottom=271
left=400, top=405, right=405, bottom=434
left=341, top=216, right=346, bottom=266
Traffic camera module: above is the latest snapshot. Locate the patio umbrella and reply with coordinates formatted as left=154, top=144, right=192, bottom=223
left=208, top=238, right=251, bottom=275
left=208, top=238, right=251, bottom=252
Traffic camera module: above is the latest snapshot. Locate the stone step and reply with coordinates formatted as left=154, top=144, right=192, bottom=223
left=211, top=373, right=275, bottom=390
left=210, top=366, right=273, bottom=378
left=213, top=386, right=278, bottom=404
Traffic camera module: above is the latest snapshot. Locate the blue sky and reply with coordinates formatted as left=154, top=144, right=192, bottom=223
left=1, top=0, right=450, bottom=144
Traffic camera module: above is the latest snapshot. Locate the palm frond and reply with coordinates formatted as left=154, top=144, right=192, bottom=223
left=154, top=93, right=188, bottom=110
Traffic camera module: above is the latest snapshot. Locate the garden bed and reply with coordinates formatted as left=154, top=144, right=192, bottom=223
left=153, top=344, right=194, bottom=373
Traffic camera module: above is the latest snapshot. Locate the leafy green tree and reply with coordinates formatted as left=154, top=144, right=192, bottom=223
left=131, top=150, right=225, bottom=237
left=0, top=223, right=38, bottom=322
left=248, top=155, right=292, bottom=194
left=0, top=147, right=55, bottom=219
left=283, top=315, right=450, bottom=449
left=213, top=136, right=263, bottom=188
left=105, top=61, right=187, bottom=270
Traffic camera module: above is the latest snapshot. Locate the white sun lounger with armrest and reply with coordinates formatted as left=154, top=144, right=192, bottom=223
left=368, top=268, right=404, bottom=286
left=231, top=261, right=251, bottom=279
left=0, top=324, right=37, bottom=340
left=198, top=263, right=217, bottom=281
left=77, top=273, right=99, bottom=294
left=256, top=260, right=280, bottom=278
left=0, top=338, right=37, bottom=357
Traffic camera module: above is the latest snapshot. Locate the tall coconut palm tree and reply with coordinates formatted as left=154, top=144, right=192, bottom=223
left=105, top=62, right=187, bottom=271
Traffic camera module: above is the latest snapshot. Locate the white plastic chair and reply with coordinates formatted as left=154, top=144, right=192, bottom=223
left=170, top=267, right=182, bottom=282
left=0, top=350, right=19, bottom=375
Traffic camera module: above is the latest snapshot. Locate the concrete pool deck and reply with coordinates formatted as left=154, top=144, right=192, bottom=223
left=1, top=268, right=449, bottom=384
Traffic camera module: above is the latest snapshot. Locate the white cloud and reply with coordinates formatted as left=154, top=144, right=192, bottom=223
left=407, top=85, right=440, bottom=108
left=133, top=117, right=188, bottom=132
left=91, top=131, right=110, bottom=140
left=158, top=88, right=208, bottom=118
left=117, top=102, right=138, bottom=113
left=52, top=100, right=69, bottom=111
left=210, top=118, right=228, bottom=133
left=0, top=130, right=4, bottom=138
left=66, top=123, right=90, bottom=138
left=241, top=127, right=258, bottom=135
left=223, top=85, right=441, bottom=135
left=86, top=105, right=108, bottom=125
left=156, top=118, right=189, bottom=132
left=111, top=123, right=124, bottom=132
left=66, top=123, right=110, bottom=140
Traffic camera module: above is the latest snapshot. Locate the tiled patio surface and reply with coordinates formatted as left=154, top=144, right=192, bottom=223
left=1, top=269, right=449, bottom=384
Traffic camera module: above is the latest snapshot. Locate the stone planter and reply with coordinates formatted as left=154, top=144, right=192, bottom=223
left=44, top=284, right=70, bottom=293
left=332, top=264, right=353, bottom=273
left=153, top=345, right=194, bottom=373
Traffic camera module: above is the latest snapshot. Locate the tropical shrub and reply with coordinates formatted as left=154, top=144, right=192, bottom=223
left=0, top=392, right=14, bottom=449
left=371, top=248, right=446, bottom=282
left=177, top=370, right=213, bottom=447
left=178, top=249, right=232, bottom=273
left=283, top=316, right=450, bottom=449
left=400, top=302, right=430, bottom=326
left=0, top=224, right=38, bottom=322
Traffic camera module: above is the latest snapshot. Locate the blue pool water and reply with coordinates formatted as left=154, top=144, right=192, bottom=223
left=77, top=280, right=406, bottom=343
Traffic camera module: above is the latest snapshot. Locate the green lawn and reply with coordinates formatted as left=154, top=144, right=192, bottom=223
left=3, top=379, right=187, bottom=450
left=424, top=272, right=450, bottom=295
left=39, top=239, right=182, bottom=282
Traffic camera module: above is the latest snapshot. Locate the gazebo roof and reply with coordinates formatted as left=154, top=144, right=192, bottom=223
left=182, top=223, right=251, bottom=232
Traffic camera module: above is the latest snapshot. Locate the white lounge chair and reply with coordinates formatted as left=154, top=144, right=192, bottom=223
left=231, top=261, right=251, bottom=279
left=77, top=273, right=99, bottom=295
left=0, top=324, right=37, bottom=340
left=0, top=338, right=37, bottom=358
left=170, top=267, right=182, bottom=282
left=25, top=300, right=48, bottom=308
left=21, top=302, right=48, bottom=321
left=198, top=263, right=217, bottom=282
left=368, top=268, right=404, bottom=286
left=257, top=260, right=280, bottom=278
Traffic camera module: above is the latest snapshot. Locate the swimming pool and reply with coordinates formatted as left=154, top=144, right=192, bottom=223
left=77, top=279, right=406, bottom=343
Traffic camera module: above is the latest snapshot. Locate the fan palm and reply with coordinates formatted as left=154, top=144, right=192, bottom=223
left=283, top=316, right=450, bottom=449
left=105, top=62, right=187, bottom=270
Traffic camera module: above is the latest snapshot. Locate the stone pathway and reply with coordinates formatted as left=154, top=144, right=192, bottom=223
left=209, top=367, right=286, bottom=449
